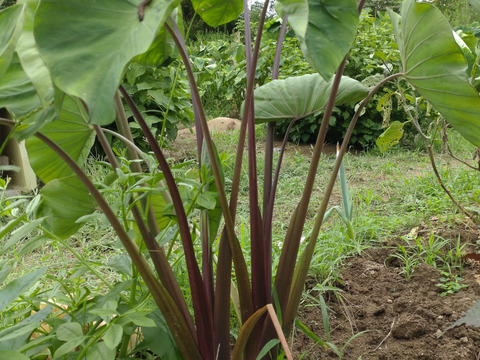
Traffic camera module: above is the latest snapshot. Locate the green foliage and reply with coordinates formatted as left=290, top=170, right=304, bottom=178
left=3, top=0, right=480, bottom=358
left=436, top=0, right=477, bottom=26
left=188, top=37, right=246, bottom=117
left=274, top=10, right=405, bottom=147
left=0, top=0, right=16, bottom=10
left=364, top=0, right=401, bottom=14
left=329, top=10, right=404, bottom=148
left=187, top=27, right=310, bottom=119
left=436, top=271, right=468, bottom=296
left=122, top=63, right=194, bottom=149
left=389, top=241, right=419, bottom=280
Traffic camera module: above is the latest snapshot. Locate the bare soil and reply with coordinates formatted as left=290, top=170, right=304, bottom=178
left=293, top=227, right=480, bottom=360
left=165, top=117, right=354, bottom=162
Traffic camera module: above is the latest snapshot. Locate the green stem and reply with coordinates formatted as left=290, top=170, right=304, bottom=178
left=158, top=67, right=180, bottom=149
left=34, top=130, right=201, bottom=359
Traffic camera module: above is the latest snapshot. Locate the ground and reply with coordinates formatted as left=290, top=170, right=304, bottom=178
left=170, top=119, right=480, bottom=359
left=293, top=226, right=480, bottom=360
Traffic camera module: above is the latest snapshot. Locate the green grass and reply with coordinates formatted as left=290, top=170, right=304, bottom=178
left=212, top=127, right=479, bottom=286
left=1, top=126, right=479, bottom=357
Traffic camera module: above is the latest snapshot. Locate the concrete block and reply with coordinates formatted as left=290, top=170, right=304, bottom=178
left=0, top=122, right=37, bottom=192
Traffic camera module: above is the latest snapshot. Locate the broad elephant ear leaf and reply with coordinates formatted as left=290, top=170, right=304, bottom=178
left=0, top=55, right=56, bottom=140
left=390, top=0, right=480, bottom=147
left=0, top=4, right=25, bottom=80
left=191, top=0, right=243, bottom=27
left=37, top=175, right=96, bottom=239
left=252, top=74, right=368, bottom=124
left=33, top=0, right=180, bottom=126
left=275, top=0, right=309, bottom=39
left=134, top=6, right=182, bottom=67
left=279, top=0, right=359, bottom=80
left=26, top=94, right=95, bottom=183
left=16, top=0, right=54, bottom=109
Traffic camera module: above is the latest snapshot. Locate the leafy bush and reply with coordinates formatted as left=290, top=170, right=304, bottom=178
left=273, top=10, right=404, bottom=147
left=188, top=36, right=246, bottom=117
left=121, top=63, right=194, bottom=150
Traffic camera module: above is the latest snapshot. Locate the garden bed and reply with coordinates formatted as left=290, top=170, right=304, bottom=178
left=293, top=226, right=480, bottom=359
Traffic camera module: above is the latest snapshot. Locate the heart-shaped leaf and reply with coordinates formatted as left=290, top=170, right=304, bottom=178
left=16, top=0, right=54, bottom=109
left=287, top=0, right=359, bottom=80
left=276, top=0, right=309, bottom=39
left=38, top=175, right=96, bottom=239
left=191, top=0, right=243, bottom=27
left=390, top=0, right=480, bottom=147
left=0, top=4, right=25, bottom=79
left=34, top=0, right=180, bottom=125
left=133, top=7, right=182, bottom=67
left=0, top=55, right=56, bottom=140
left=26, top=94, right=94, bottom=183
left=252, top=74, right=368, bottom=123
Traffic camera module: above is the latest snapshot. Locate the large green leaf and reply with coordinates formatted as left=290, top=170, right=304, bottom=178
left=16, top=0, right=54, bottom=109
left=38, top=175, right=96, bottom=239
left=292, top=0, right=359, bottom=80
left=276, top=0, right=309, bottom=39
left=0, top=4, right=25, bottom=79
left=0, top=55, right=55, bottom=139
left=252, top=74, right=368, bottom=123
left=390, top=0, right=480, bottom=147
left=34, top=0, right=180, bottom=126
left=191, top=0, right=243, bottom=27
left=26, top=95, right=95, bottom=183
left=134, top=7, right=182, bottom=67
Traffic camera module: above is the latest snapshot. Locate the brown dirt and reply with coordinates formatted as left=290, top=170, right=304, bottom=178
left=292, top=227, right=480, bottom=360
left=165, top=117, right=242, bottom=161
left=165, top=117, right=357, bottom=162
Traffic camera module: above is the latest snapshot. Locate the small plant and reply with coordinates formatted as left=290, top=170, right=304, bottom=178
left=389, top=241, right=419, bottom=280
left=436, top=271, right=468, bottom=296
left=413, top=232, right=449, bottom=269
left=295, top=290, right=366, bottom=359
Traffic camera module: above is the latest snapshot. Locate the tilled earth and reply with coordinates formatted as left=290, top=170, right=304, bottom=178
left=293, top=227, right=480, bottom=359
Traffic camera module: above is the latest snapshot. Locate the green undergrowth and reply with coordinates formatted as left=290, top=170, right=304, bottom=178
left=210, top=127, right=479, bottom=287
left=1, top=128, right=478, bottom=332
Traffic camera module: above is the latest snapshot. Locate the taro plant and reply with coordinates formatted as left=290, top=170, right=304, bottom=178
left=2, top=0, right=480, bottom=359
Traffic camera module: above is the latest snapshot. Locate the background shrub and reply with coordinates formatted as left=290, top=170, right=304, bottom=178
left=120, top=63, right=194, bottom=151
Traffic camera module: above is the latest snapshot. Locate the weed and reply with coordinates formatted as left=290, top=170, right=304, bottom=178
left=389, top=242, right=419, bottom=280
left=436, top=271, right=468, bottom=296
left=297, top=293, right=367, bottom=360
left=414, top=232, right=449, bottom=269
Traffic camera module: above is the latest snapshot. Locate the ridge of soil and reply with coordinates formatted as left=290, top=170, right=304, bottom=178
left=293, top=227, right=480, bottom=360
